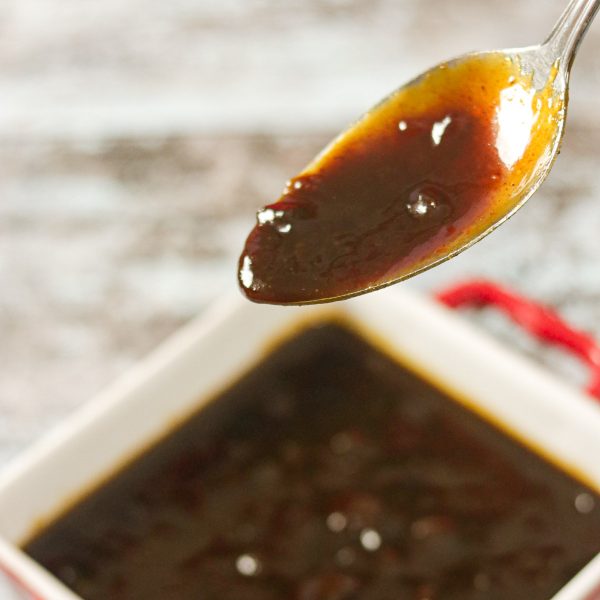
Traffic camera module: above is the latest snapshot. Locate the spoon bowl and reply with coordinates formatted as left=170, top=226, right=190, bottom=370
left=239, top=0, right=599, bottom=305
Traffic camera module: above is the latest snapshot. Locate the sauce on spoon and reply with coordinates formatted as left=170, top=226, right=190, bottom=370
left=239, top=53, right=562, bottom=305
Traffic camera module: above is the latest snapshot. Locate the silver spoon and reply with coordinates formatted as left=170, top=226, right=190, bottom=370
left=239, top=0, right=600, bottom=305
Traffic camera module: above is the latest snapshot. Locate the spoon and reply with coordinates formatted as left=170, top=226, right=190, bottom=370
left=238, top=0, right=599, bottom=306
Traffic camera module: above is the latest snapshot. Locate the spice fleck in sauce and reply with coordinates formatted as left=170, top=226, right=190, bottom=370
left=25, top=324, right=600, bottom=600
left=239, top=53, right=562, bottom=304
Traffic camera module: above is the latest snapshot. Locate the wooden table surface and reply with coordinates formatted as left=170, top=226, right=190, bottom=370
left=1, top=0, right=599, bottom=464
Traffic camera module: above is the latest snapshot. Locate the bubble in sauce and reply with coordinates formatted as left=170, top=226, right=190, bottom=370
left=236, top=554, right=261, bottom=577
left=360, top=528, right=382, bottom=552
left=575, top=493, right=596, bottom=515
left=406, top=187, right=450, bottom=221
left=406, top=193, right=436, bottom=218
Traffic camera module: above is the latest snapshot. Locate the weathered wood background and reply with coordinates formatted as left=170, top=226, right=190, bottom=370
left=1, top=0, right=599, bottom=464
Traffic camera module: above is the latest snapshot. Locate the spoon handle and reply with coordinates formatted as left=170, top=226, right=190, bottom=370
left=544, top=0, right=600, bottom=68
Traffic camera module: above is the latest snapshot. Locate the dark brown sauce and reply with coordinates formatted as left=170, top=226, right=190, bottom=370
left=238, top=54, right=561, bottom=304
left=25, top=324, right=600, bottom=600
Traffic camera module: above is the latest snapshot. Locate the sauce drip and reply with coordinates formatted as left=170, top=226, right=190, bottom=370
left=239, top=53, right=562, bottom=304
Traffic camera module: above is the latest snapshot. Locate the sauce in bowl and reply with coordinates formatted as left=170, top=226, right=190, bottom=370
left=25, top=323, right=600, bottom=600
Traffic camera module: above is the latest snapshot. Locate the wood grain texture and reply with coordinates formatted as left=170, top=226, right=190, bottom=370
left=0, top=0, right=599, bottom=464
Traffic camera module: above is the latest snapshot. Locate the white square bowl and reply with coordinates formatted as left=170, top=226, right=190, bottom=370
left=0, top=287, right=599, bottom=599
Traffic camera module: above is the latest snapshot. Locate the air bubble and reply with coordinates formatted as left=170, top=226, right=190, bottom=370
left=330, top=432, right=354, bottom=454
left=327, top=512, right=348, bottom=533
left=360, top=528, right=382, bottom=552
left=236, top=554, right=261, bottom=577
left=406, top=186, right=450, bottom=221
left=335, top=547, right=356, bottom=567
left=473, top=573, right=491, bottom=591
left=575, top=493, right=596, bottom=514
left=406, top=193, right=437, bottom=218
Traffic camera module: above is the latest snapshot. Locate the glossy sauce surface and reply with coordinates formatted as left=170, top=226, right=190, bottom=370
left=26, top=324, right=600, bottom=600
left=239, top=53, right=562, bottom=304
